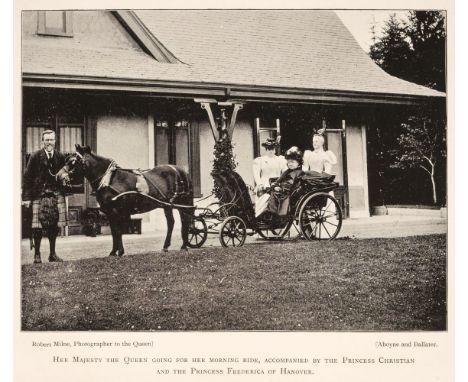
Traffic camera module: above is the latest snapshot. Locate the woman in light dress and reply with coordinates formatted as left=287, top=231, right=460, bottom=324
left=302, top=134, right=337, bottom=174
left=302, top=133, right=338, bottom=219
left=252, top=137, right=287, bottom=217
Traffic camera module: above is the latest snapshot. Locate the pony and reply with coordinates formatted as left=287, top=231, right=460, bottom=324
left=56, top=144, right=194, bottom=256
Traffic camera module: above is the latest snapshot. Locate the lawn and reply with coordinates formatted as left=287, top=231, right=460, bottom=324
left=21, top=234, right=446, bottom=331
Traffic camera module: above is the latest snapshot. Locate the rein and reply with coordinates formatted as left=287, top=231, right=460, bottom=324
left=71, top=152, right=117, bottom=191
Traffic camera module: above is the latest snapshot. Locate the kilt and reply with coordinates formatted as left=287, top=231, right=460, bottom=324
left=31, top=192, right=68, bottom=230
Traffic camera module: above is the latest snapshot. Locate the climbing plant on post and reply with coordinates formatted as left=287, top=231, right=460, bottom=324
left=210, top=108, right=238, bottom=200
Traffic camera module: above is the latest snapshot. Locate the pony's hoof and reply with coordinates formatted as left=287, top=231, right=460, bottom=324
left=162, top=248, right=168, bottom=252
left=109, top=252, right=118, bottom=257
left=117, top=251, right=125, bottom=257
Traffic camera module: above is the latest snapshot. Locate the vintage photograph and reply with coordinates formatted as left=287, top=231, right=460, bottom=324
left=19, top=8, right=447, bottom=331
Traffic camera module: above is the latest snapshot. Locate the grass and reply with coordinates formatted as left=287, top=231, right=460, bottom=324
left=21, top=234, right=446, bottom=331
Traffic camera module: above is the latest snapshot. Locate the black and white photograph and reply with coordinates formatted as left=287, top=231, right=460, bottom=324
left=11, top=0, right=458, bottom=380
left=18, top=7, right=448, bottom=334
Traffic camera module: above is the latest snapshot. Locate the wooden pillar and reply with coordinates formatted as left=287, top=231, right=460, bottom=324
left=195, top=99, right=244, bottom=142
left=147, top=113, right=157, bottom=231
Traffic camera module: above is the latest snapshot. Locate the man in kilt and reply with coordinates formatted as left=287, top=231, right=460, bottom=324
left=22, top=130, right=68, bottom=263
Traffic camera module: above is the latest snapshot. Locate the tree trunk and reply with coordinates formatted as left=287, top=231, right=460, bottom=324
left=430, top=173, right=437, bottom=205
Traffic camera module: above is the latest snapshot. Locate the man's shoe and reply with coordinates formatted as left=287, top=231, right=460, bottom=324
left=34, top=253, right=41, bottom=264
left=48, top=253, right=63, bottom=262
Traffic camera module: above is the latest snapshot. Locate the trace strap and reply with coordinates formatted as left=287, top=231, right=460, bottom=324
left=111, top=191, right=196, bottom=210
left=96, top=160, right=118, bottom=191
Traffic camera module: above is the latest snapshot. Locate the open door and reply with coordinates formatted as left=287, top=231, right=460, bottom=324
left=254, top=117, right=281, bottom=157
left=325, top=121, right=349, bottom=218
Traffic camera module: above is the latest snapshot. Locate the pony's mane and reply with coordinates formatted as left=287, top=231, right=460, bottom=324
left=85, top=151, right=114, bottom=165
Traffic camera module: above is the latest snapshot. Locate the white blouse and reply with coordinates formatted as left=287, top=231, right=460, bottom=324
left=302, top=149, right=337, bottom=173
left=252, top=155, right=287, bottom=188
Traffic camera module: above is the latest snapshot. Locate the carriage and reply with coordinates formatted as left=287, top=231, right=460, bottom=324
left=187, top=169, right=343, bottom=248
left=57, top=146, right=342, bottom=255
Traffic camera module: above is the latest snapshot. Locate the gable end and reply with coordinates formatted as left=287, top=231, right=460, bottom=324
left=112, top=10, right=179, bottom=63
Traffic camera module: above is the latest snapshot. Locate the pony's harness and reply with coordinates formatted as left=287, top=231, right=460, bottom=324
left=94, top=160, right=192, bottom=209
left=95, top=160, right=118, bottom=191
left=164, top=165, right=190, bottom=203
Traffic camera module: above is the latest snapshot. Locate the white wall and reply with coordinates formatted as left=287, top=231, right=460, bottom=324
left=97, top=114, right=151, bottom=224
left=232, top=119, right=255, bottom=189
left=97, top=115, right=148, bottom=168
left=199, top=120, right=215, bottom=197
left=346, top=124, right=370, bottom=218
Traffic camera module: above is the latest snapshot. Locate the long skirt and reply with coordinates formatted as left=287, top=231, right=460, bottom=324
left=255, top=193, right=271, bottom=217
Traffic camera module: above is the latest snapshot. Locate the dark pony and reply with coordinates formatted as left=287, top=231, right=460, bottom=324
left=57, top=144, right=194, bottom=256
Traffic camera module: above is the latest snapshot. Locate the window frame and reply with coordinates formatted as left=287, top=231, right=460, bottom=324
left=37, top=10, right=73, bottom=37
left=254, top=117, right=281, bottom=157
left=154, top=118, right=201, bottom=197
left=23, top=116, right=85, bottom=193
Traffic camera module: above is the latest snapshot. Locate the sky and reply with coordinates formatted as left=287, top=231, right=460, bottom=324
left=335, top=10, right=409, bottom=52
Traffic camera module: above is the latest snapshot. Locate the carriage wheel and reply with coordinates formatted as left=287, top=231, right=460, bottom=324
left=187, top=217, right=208, bottom=248
left=280, top=220, right=302, bottom=240
left=298, top=193, right=342, bottom=241
left=219, top=216, right=247, bottom=248
left=257, top=220, right=297, bottom=240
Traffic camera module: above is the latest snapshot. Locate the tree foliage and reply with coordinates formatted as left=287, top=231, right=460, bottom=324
left=391, top=110, right=446, bottom=204
left=405, top=11, right=446, bottom=91
left=370, top=11, right=446, bottom=91
left=368, top=11, right=446, bottom=205
left=370, top=14, right=412, bottom=81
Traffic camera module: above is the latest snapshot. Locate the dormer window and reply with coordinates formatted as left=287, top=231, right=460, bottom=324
left=37, top=11, right=73, bottom=37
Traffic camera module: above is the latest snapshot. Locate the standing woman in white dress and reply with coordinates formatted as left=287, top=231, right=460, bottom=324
left=302, top=132, right=338, bottom=219
left=252, top=137, right=287, bottom=217
left=302, top=133, right=337, bottom=174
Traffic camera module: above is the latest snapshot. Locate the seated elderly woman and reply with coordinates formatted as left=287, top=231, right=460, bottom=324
left=256, top=146, right=304, bottom=221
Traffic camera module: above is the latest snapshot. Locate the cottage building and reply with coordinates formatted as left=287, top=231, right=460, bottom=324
left=21, top=10, right=445, bottom=234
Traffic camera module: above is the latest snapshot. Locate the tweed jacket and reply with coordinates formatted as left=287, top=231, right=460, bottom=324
left=22, top=149, right=66, bottom=201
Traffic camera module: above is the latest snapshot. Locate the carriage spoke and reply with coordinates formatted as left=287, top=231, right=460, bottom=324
left=312, top=221, right=319, bottom=237
left=219, top=216, right=247, bottom=248
left=299, top=193, right=342, bottom=241
left=320, top=203, right=330, bottom=216
left=321, top=222, right=332, bottom=238
left=188, top=217, right=208, bottom=248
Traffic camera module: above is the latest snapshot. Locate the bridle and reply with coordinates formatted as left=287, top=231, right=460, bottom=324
left=62, top=151, right=117, bottom=191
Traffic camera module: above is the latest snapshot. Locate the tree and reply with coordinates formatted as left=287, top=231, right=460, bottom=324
left=391, top=108, right=446, bottom=204
left=368, top=11, right=447, bottom=206
left=369, top=11, right=446, bottom=91
left=405, top=11, right=446, bottom=91
left=369, top=14, right=412, bottom=81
